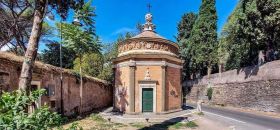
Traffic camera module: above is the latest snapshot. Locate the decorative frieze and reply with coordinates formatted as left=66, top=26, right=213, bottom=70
left=118, top=41, right=177, bottom=55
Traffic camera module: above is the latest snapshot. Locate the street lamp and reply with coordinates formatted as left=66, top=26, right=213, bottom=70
left=72, top=18, right=83, bottom=115
left=46, top=14, right=64, bottom=116
left=47, top=15, right=83, bottom=116
left=59, top=19, right=64, bottom=116
left=72, top=18, right=83, bottom=26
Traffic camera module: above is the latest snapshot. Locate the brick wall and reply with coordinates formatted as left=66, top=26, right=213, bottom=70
left=186, top=60, right=280, bottom=113
left=0, top=52, right=112, bottom=116
left=166, top=67, right=181, bottom=111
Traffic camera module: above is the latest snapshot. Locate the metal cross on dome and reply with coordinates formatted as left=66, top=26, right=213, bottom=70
left=147, top=3, right=152, bottom=12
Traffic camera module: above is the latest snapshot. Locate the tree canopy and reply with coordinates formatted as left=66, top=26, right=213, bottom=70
left=41, top=41, right=76, bottom=69
left=179, top=0, right=218, bottom=79
left=220, top=0, right=280, bottom=70
left=177, top=12, right=197, bottom=80
left=73, top=53, right=104, bottom=77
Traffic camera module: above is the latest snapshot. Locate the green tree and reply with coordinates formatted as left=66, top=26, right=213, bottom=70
left=74, top=0, right=96, bottom=35
left=188, top=0, right=218, bottom=77
left=222, top=0, right=280, bottom=70
left=59, top=22, right=100, bottom=114
left=74, top=53, right=104, bottom=77
left=97, top=43, right=117, bottom=81
left=0, top=89, right=62, bottom=129
left=219, top=4, right=248, bottom=70
left=41, top=41, right=76, bottom=69
left=0, top=1, right=54, bottom=54
left=17, top=0, right=84, bottom=91
left=177, top=13, right=197, bottom=43
left=97, top=32, right=135, bottom=82
left=177, top=12, right=197, bottom=80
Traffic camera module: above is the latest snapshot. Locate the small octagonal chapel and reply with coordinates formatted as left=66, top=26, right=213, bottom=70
left=113, top=12, right=183, bottom=114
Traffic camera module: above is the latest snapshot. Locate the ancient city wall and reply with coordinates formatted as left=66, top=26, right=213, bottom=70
left=186, top=60, right=280, bottom=113
left=0, top=52, right=112, bottom=116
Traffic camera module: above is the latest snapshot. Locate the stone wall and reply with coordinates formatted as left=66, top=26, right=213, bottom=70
left=186, top=60, right=280, bottom=113
left=0, top=52, right=112, bottom=116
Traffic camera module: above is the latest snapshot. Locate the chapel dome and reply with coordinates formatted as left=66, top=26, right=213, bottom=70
left=117, top=13, right=179, bottom=58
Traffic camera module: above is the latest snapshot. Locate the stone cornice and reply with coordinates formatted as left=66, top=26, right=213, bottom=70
left=114, top=60, right=183, bottom=69
left=113, top=54, right=183, bottom=64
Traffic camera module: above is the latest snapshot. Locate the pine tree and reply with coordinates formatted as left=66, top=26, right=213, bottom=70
left=18, top=0, right=84, bottom=91
left=188, top=0, right=218, bottom=77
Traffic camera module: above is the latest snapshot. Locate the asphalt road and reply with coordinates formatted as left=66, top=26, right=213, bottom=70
left=188, top=104, right=280, bottom=130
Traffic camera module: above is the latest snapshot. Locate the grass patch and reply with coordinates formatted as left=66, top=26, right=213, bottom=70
left=90, top=113, right=106, bottom=123
left=113, top=123, right=127, bottom=128
left=169, top=121, right=198, bottom=129
left=169, top=122, right=184, bottom=129
left=129, top=123, right=146, bottom=128
left=186, top=121, right=198, bottom=128
left=67, top=122, right=83, bottom=130
left=197, top=112, right=204, bottom=116
left=89, top=114, right=126, bottom=129
left=90, top=122, right=126, bottom=130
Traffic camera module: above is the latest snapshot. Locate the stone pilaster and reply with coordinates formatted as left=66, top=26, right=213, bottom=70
left=161, top=62, right=167, bottom=112
left=129, top=63, right=136, bottom=113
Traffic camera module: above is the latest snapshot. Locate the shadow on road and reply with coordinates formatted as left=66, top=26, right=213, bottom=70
left=139, top=117, right=186, bottom=130
left=182, top=105, right=195, bottom=110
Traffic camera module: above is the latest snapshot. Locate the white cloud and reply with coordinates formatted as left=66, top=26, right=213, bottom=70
left=112, top=27, right=137, bottom=35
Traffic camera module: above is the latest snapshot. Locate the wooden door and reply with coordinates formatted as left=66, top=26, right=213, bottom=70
left=142, top=88, right=153, bottom=112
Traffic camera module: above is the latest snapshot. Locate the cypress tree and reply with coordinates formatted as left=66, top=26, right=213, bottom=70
left=177, top=13, right=198, bottom=43
left=188, top=0, right=218, bottom=77
left=177, top=12, right=197, bottom=80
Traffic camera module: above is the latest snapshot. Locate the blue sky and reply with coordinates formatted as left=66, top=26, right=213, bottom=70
left=42, top=0, right=238, bottom=51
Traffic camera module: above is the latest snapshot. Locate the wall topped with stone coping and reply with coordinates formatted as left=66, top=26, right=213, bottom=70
left=186, top=60, right=280, bottom=113
left=0, top=52, right=113, bottom=116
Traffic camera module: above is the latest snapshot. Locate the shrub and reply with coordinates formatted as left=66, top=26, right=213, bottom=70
left=0, top=89, right=62, bottom=129
left=207, top=87, right=213, bottom=100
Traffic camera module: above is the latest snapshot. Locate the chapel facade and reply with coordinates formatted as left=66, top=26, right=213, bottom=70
left=113, top=12, right=183, bottom=114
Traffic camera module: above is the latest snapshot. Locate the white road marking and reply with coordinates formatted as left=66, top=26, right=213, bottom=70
left=204, top=111, right=247, bottom=124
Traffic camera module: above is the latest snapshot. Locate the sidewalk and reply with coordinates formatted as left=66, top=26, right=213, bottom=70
left=100, top=107, right=196, bottom=123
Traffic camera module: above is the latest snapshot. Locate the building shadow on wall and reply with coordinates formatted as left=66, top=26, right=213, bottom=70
left=139, top=117, right=186, bottom=130
left=114, top=69, right=129, bottom=114
left=237, top=64, right=260, bottom=79
left=182, top=77, right=202, bottom=104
